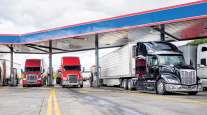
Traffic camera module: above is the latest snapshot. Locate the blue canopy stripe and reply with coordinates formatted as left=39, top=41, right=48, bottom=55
left=0, top=1, right=207, bottom=44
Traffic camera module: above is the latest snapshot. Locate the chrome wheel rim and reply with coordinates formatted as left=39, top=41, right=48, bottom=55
left=157, top=81, right=164, bottom=94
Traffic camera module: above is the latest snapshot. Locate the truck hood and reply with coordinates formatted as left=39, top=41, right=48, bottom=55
left=25, top=72, right=41, bottom=75
left=62, top=71, right=82, bottom=80
left=63, top=71, right=80, bottom=75
left=160, top=64, right=194, bottom=76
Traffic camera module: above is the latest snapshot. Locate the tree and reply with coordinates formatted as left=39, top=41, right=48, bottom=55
left=188, top=39, right=207, bottom=46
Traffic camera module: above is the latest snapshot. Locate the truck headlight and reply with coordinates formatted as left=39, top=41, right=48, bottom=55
left=37, top=78, right=42, bottom=80
left=62, top=77, right=67, bottom=80
left=163, top=75, right=180, bottom=84
left=165, top=78, right=180, bottom=84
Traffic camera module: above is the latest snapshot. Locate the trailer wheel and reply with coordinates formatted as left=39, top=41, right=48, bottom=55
left=156, top=79, right=167, bottom=95
left=123, top=79, right=128, bottom=90
left=188, top=92, right=198, bottom=95
left=128, top=79, right=134, bottom=90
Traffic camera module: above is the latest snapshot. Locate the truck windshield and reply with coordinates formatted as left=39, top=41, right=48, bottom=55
left=25, top=67, right=40, bottom=72
left=64, top=66, right=81, bottom=71
left=159, top=55, right=185, bottom=65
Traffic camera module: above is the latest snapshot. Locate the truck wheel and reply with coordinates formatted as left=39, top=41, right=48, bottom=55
left=62, top=85, right=65, bottom=88
left=188, top=92, right=198, bottom=95
left=123, top=79, right=128, bottom=90
left=128, top=79, right=134, bottom=90
left=156, top=79, right=167, bottom=95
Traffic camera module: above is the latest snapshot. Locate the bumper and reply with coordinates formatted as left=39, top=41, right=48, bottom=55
left=200, top=79, right=207, bottom=88
left=165, top=84, right=202, bottom=92
left=23, top=80, right=43, bottom=86
left=62, top=80, right=83, bottom=86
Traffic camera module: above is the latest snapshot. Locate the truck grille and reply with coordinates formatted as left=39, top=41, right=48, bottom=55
left=68, top=75, right=77, bottom=83
left=27, top=74, right=37, bottom=81
left=180, top=70, right=196, bottom=85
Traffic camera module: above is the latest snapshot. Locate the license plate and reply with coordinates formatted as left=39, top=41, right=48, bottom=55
left=183, top=86, right=196, bottom=89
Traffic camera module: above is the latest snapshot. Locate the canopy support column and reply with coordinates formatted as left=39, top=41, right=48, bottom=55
left=48, top=40, right=53, bottom=86
left=95, top=34, right=100, bottom=87
left=9, top=45, right=16, bottom=86
left=160, top=24, right=165, bottom=41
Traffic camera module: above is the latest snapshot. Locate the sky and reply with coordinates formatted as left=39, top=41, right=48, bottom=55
left=0, top=0, right=198, bottom=71
left=0, top=0, right=198, bottom=34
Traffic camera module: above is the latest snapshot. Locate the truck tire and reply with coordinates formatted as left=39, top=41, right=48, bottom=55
left=62, top=85, right=65, bottom=88
left=188, top=92, right=198, bottom=95
left=123, top=79, right=128, bottom=90
left=128, top=79, right=134, bottom=90
left=156, top=79, right=167, bottom=95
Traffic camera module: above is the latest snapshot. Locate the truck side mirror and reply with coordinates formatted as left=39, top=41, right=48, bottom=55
left=82, top=67, right=85, bottom=72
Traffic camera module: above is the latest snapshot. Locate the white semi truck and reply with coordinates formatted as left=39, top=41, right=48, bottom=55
left=100, top=42, right=202, bottom=95
left=197, top=43, right=207, bottom=90
left=179, top=43, right=207, bottom=91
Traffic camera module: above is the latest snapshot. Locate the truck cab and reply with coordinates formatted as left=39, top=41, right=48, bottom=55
left=135, top=42, right=202, bottom=95
left=61, top=57, right=83, bottom=88
left=22, top=59, right=44, bottom=87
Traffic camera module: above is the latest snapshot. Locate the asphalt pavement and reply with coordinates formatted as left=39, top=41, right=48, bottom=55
left=0, top=82, right=206, bottom=115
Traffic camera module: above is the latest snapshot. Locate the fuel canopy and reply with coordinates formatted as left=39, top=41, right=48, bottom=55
left=0, top=1, right=207, bottom=54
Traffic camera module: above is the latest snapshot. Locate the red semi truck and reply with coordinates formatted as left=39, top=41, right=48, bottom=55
left=60, top=57, right=83, bottom=88
left=22, top=59, right=45, bottom=87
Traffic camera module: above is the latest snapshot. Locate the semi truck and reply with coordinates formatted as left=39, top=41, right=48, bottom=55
left=100, top=42, right=202, bottom=95
left=179, top=43, right=207, bottom=91
left=60, top=57, right=83, bottom=88
left=197, top=43, right=207, bottom=90
left=0, top=59, right=20, bottom=86
left=22, top=59, right=46, bottom=87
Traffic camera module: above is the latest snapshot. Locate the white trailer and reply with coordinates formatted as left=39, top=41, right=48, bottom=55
left=197, top=43, right=207, bottom=89
left=100, top=43, right=136, bottom=86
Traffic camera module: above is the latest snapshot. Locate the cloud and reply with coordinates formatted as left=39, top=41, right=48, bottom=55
left=0, top=0, right=197, bottom=34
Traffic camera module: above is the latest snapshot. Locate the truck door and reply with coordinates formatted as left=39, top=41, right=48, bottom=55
left=135, top=57, right=146, bottom=78
left=147, top=55, right=159, bottom=78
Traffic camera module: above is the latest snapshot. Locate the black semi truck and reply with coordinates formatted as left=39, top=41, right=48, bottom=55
left=99, top=42, right=202, bottom=95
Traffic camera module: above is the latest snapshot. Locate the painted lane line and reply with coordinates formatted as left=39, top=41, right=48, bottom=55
left=46, top=90, right=52, bottom=115
left=46, top=88, right=62, bottom=115
left=53, top=88, right=61, bottom=115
